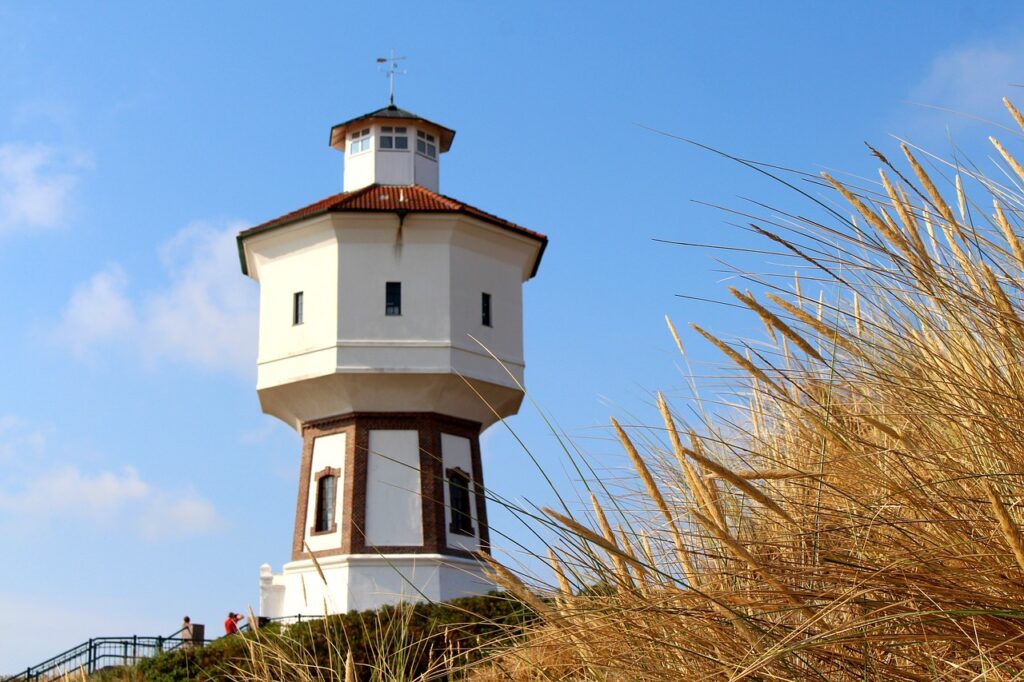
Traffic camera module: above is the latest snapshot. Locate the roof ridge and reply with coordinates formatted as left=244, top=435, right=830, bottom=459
left=333, top=183, right=380, bottom=207
left=408, top=184, right=461, bottom=210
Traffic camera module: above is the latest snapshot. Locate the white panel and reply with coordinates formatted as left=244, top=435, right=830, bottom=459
left=344, top=145, right=376, bottom=191
left=337, top=218, right=452, bottom=345
left=262, top=554, right=496, bottom=618
left=375, top=140, right=414, bottom=185
left=252, top=219, right=339, bottom=368
left=413, top=152, right=439, bottom=192
left=441, top=433, right=479, bottom=552
left=366, top=430, right=422, bottom=546
left=304, top=432, right=346, bottom=552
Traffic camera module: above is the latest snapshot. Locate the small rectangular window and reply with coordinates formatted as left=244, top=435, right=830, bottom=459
left=380, top=126, right=407, bottom=151
left=293, top=292, right=304, bottom=325
left=447, top=468, right=474, bottom=536
left=349, top=128, right=371, bottom=154
left=416, top=130, right=437, bottom=158
left=481, top=292, right=492, bottom=327
left=385, top=281, right=402, bottom=316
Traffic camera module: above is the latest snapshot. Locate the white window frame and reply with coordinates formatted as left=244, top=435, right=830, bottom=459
left=416, top=130, right=437, bottom=159
left=349, top=128, right=371, bottom=154
left=379, top=126, right=408, bottom=151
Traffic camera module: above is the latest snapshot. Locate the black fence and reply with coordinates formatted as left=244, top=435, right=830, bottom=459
left=3, top=616, right=324, bottom=681
left=3, top=631, right=200, bottom=681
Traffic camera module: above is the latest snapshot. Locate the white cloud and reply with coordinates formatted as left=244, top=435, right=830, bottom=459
left=0, top=464, right=223, bottom=540
left=53, top=221, right=257, bottom=375
left=56, top=265, right=136, bottom=356
left=0, top=143, right=84, bottom=233
left=0, top=415, right=223, bottom=541
left=137, top=494, right=222, bottom=540
left=4, top=465, right=148, bottom=519
left=0, top=415, right=46, bottom=461
left=904, top=37, right=1024, bottom=133
left=144, top=223, right=256, bottom=371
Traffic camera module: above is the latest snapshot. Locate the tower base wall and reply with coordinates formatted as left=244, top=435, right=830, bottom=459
left=259, top=554, right=495, bottom=618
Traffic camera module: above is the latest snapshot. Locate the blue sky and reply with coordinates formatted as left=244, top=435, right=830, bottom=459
left=3, top=1, right=1024, bottom=672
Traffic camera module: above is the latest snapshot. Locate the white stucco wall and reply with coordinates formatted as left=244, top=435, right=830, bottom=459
left=250, top=216, right=339, bottom=368
left=449, top=221, right=531, bottom=368
left=261, top=554, right=495, bottom=618
left=303, top=432, right=346, bottom=553
left=441, top=433, right=480, bottom=552
left=337, top=215, right=452, bottom=345
left=365, top=429, right=422, bottom=547
left=244, top=211, right=540, bottom=428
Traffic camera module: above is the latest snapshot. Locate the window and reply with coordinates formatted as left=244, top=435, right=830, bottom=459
left=349, top=128, right=371, bottom=154
left=314, top=474, right=337, bottom=533
left=379, top=126, right=408, bottom=150
left=481, top=292, right=492, bottom=327
left=416, top=130, right=437, bottom=158
left=447, top=468, right=474, bottom=536
left=293, top=291, right=304, bottom=325
left=385, top=281, right=402, bottom=316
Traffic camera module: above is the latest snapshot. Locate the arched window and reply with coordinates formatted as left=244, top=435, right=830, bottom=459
left=314, top=474, right=337, bottom=533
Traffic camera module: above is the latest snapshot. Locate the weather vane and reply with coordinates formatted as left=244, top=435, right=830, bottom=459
left=376, top=50, right=407, bottom=106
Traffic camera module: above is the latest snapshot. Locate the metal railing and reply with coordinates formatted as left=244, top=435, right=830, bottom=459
left=240, top=613, right=324, bottom=632
left=3, top=616, right=327, bottom=681
left=3, top=631, right=200, bottom=681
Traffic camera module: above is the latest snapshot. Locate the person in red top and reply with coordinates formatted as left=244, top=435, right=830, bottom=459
left=224, top=612, right=244, bottom=635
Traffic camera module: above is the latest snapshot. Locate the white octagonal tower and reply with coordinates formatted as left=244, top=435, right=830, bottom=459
left=238, top=103, right=547, bottom=617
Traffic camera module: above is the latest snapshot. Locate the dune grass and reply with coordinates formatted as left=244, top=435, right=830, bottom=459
left=469, top=97, right=1024, bottom=680
left=77, top=98, right=1024, bottom=681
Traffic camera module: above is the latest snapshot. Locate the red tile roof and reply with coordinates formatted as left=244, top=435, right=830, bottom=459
left=237, top=184, right=547, bottom=277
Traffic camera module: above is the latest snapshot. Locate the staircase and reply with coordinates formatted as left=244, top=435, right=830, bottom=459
left=3, top=628, right=197, bottom=681
left=3, top=615, right=320, bottom=680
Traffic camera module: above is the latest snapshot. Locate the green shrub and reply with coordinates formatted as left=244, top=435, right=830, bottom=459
left=90, top=592, right=531, bottom=681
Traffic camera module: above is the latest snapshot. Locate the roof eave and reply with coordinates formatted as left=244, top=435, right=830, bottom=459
left=236, top=208, right=332, bottom=276
left=529, top=237, right=548, bottom=279
left=329, top=115, right=456, bottom=152
left=237, top=190, right=548, bottom=279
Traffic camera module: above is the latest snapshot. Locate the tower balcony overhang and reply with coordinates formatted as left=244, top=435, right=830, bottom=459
left=255, top=342, right=525, bottom=430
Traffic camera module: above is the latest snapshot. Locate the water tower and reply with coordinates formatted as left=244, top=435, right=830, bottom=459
left=236, top=101, right=546, bottom=617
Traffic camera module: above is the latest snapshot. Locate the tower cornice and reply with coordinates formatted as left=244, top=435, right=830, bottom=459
left=236, top=184, right=547, bottom=278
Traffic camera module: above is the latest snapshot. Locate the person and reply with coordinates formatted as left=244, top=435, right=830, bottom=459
left=181, top=616, right=194, bottom=649
left=224, top=611, right=244, bottom=635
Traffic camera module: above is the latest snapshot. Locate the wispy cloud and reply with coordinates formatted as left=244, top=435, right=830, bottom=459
left=0, top=415, right=46, bottom=461
left=0, top=416, right=223, bottom=541
left=0, top=143, right=86, bottom=234
left=53, top=220, right=257, bottom=376
left=0, top=464, right=223, bottom=540
left=56, top=265, right=137, bottom=356
left=902, top=36, right=1024, bottom=135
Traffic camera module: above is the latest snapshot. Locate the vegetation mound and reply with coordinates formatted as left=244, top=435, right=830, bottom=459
left=89, top=593, right=529, bottom=681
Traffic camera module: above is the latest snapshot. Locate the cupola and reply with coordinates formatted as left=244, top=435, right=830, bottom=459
left=328, top=105, right=455, bottom=192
